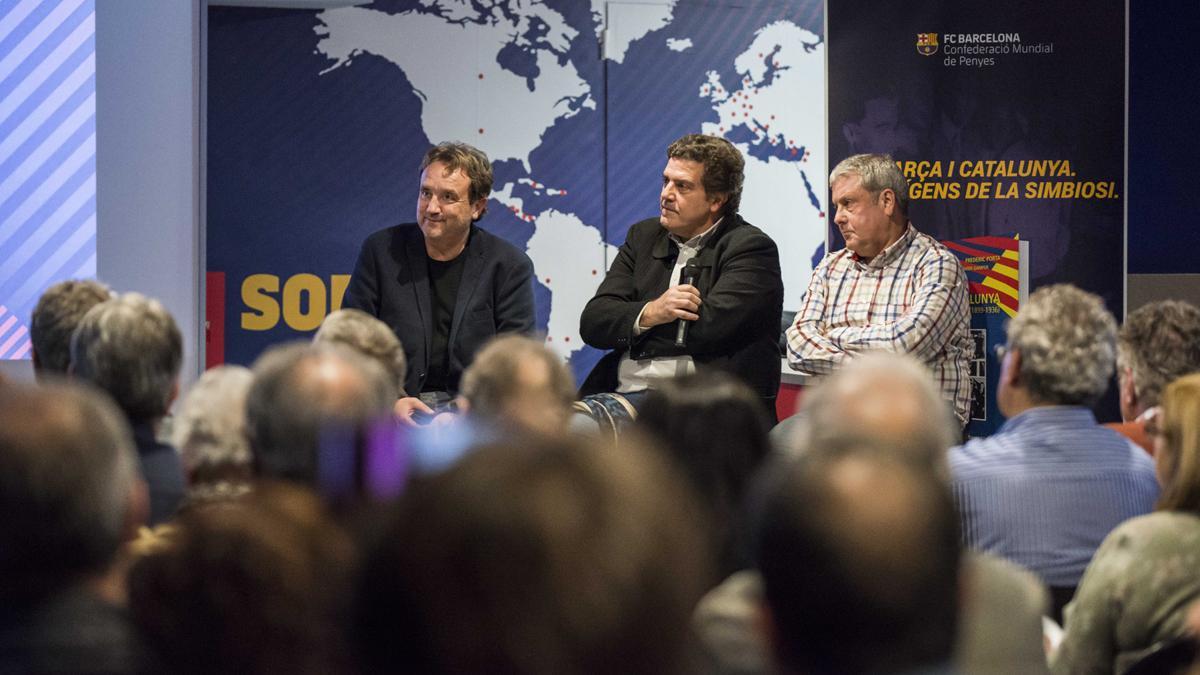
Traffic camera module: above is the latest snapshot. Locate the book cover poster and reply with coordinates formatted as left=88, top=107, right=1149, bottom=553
left=944, top=234, right=1027, bottom=437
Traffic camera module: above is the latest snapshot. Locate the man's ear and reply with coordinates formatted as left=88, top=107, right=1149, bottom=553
left=470, top=197, right=487, bottom=222
left=708, top=192, right=728, bottom=216
left=1119, top=367, right=1138, bottom=409
left=1001, top=347, right=1022, bottom=388
left=879, top=188, right=897, bottom=217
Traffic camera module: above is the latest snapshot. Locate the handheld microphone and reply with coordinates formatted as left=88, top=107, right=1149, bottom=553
left=675, top=260, right=701, bottom=348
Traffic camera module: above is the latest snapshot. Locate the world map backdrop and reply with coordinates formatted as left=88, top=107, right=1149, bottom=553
left=205, top=0, right=827, bottom=382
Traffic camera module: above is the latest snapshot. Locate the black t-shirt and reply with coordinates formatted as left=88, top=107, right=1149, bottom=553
left=425, top=252, right=466, bottom=393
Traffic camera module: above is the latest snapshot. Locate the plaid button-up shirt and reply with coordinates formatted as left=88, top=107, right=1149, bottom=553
left=786, top=224, right=973, bottom=425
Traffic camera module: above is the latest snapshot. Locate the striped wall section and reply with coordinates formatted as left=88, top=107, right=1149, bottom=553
left=0, top=0, right=96, bottom=360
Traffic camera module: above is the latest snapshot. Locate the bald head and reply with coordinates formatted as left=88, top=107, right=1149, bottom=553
left=459, top=335, right=575, bottom=437
left=790, top=352, right=958, bottom=467
left=245, top=342, right=394, bottom=484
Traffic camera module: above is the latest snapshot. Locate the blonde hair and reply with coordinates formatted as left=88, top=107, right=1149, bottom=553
left=1157, top=372, right=1200, bottom=513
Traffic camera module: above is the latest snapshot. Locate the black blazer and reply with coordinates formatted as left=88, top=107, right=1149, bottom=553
left=344, top=223, right=536, bottom=396
left=579, top=214, right=783, bottom=407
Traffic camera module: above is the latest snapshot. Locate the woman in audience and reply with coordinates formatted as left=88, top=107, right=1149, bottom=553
left=1052, top=372, right=1200, bottom=674
left=635, top=371, right=773, bottom=579
left=171, top=365, right=255, bottom=507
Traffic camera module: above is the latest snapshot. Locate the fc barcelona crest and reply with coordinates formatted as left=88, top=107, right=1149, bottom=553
left=916, top=33, right=939, bottom=56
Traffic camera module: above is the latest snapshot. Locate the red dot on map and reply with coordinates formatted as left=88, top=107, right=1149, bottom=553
left=771, top=114, right=776, bottom=120
left=790, top=149, right=798, bottom=156
left=819, top=211, right=826, bottom=218
left=545, top=277, right=551, bottom=284
left=564, top=337, right=570, bottom=343
left=547, top=336, right=553, bottom=342
left=478, top=73, right=484, bottom=79
left=478, top=128, right=484, bottom=134
left=758, top=53, right=763, bottom=57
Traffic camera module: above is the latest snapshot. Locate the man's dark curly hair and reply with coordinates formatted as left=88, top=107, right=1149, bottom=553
left=667, top=134, right=745, bottom=217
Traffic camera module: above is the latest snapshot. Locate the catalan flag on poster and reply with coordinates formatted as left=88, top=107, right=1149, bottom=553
left=943, top=234, right=1029, bottom=438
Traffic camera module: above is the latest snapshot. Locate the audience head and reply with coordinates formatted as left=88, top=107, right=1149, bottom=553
left=172, top=365, right=255, bottom=504
left=314, top=308, right=407, bottom=399
left=636, top=370, right=772, bottom=573
left=69, top=292, right=183, bottom=424
left=128, top=482, right=355, bottom=675
left=29, top=279, right=112, bottom=379
left=790, top=351, right=959, bottom=468
left=0, top=381, right=143, bottom=603
left=1153, top=373, right=1200, bottom=513
left=667, top=133, right=745, bottom=217
left=1000, top=284, right=1117, bottom=412
left=458, top=334, right=575, bottom=437
left=755, top=443, right=961, bottom=675
left=246, top=342, right=394, bottom=485
left=356, top=436, right=711, bottom=675
left=1117, top=300, right=1200, bottom=421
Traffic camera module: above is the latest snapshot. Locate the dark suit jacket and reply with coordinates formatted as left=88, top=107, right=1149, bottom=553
left=0, top=585, right=151, bottom=674
left=132, top=421, right=185, bottom=527
left=344, top=223, right=536, bottom=396
left=579, top=214, right=783, bottom=409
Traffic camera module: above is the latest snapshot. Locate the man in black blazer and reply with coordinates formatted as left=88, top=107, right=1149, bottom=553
left=580, top=134, right=783, bottom=418
left=344, top=142, right=535, bottom=425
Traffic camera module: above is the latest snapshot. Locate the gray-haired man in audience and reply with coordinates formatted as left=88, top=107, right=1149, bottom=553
left=950, top=284, right=1158, bottom=620
left=1108, top=299, right=1200, bottom=454
left=70, top=293, right=185, bottom=525
left=314, top=308, right=408, bottom=403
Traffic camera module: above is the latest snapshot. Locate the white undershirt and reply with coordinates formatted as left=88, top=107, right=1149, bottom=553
left=616, top=219, right=720, bottom=393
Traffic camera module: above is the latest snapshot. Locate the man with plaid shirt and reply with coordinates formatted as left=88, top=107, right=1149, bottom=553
left=786, top=154, right=972, bottom=426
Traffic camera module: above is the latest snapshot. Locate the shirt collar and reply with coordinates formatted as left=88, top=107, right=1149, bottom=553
left=670, top=216, right=723, bottom=250
left=998, top=405, right=1099, bottom=434
left=855, top=223, right=916, bottom=269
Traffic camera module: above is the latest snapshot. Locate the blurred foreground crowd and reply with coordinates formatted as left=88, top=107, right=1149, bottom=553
left=3, top=278, right=1200, bottom=675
